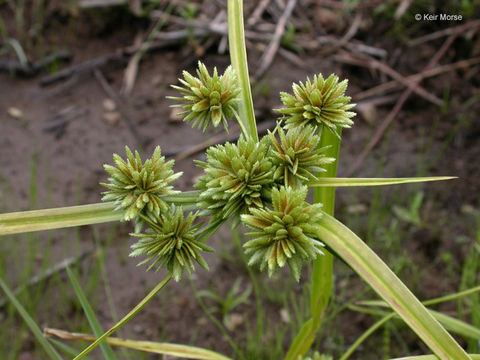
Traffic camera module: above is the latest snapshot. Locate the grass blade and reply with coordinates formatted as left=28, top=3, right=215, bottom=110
left=317, top=213, right=471, bottom=360
left=73, top=273, right=172, bottom=360
left=45, top=328, right=233, bottom=360
left=0, top=192, right=200, bottom=236
left=308, top=176, right=456, bottom=187
left=357, top=300, right=480, bottom=341
left=66, top=267, right=117, bottom=360
left=0, top=276, right=64, bottom=360
left=0, top=203, right=120, bottom=235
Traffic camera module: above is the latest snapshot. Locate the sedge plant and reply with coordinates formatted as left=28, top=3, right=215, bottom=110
left=0, top=1, right=478, bottom=359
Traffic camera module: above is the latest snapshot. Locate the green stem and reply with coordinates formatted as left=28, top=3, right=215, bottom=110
left=0, top=191, right=200, bottom=236
left=73, top=274, right=172, bottom=360
left=227, top=0, right=258, bottom=141
left=284, top=128, right=341, bottom=360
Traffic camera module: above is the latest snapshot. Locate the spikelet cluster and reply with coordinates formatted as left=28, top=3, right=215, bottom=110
left=168, top=61, right=240, bottom=132
left=130, top=205, right=213, bottom=281
left=276, top=74, right=356, bottom=136
left=241, top=186, right=325, bottom=281
left=195, top=137, right=274, bottom=220
left=269, top=125, right=335, bottom=187
left=101, top=146, right=182, bottom=222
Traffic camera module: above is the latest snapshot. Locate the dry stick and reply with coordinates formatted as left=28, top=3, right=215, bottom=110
left=121, top=2, right=176, bottom=96
left=347, top=30, right=461, bottom=176
left=173, top=120, right=276, bottom=162
left=0, top=251, right=92, bottom=309
left=335, top=50, right=443, bottom=106
left=408, top=19, right=480, bottom=47
left=394, top=0, right=412, bottom=20
left=93, top=69, right=145, bottom=148
left=247, top=0, right=272, bottom=26
left=319, top=13, right=362, bottom=58
left=355, top=57, right=480, bottom=101
left=39, top=38, right=183, bottom=87
left=254, top=0, right=297, bottom=79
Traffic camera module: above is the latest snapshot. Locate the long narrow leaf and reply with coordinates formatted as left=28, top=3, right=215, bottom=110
left=355, top=301, right=480, bottom=342
left=0, top=277, right=63, bottom=360
left=0, top=192, right=200, bottom=236
left=308, top=176, right=456, bottom=187
left=66, top=267, right=117, bottom=360
left=73, top=273, right=172, bottom=360
left=0, top=203, right=119, bottom=235
left=45, top=328, right=233, bottom=360
left=316, top=213, right=471, bottom=360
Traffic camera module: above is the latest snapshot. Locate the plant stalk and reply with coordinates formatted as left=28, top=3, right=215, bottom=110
left=73, top=273, right=172, bottom=360
left=284, top=128, right=341, bottom=360
left=227, top=0, right=258, bottom=141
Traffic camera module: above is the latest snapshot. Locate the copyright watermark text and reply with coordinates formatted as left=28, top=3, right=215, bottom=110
left=415, top=13, right=463, bottom=21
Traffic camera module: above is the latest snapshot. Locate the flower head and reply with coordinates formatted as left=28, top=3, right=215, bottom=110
left=101, top=146, right=182, bottom=222
left=269, top=125, right=335, bottom=187
left=195, top=136, right=274, bottom=220
left=168, top=61, right=241, bottom=132
left=276, top=73, right=356, bottom=136
left=130, top=205, right=213, bottom=281
left=241, top=186, right=325, bottom=281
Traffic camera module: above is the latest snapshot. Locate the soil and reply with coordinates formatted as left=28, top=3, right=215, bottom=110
left=1, top=2, right=479, bottom=359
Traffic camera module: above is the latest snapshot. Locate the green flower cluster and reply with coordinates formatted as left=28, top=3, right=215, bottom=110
left=269, top=125, right=335, bottom=187
left=276, top=73, right=356, bottom=136
left=130, top=205, right=213, bottom=281
left=191, top=71, right=355, bottom=280
left=195, top=136, right=274, bottom=220
left=241, top=186, right=324, bottom=281
left=101, top=146, right=182, bottom=222
left=168, top=61, right=240, bottom=132
left=100, top=69, right=355, bottom=282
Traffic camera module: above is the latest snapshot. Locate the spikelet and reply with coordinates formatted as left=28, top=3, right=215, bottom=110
left=276, top=73, right=356, bottom=137
left=101, top=146, right=182, bottom=222
left=241, top=186, right=325, bottom=281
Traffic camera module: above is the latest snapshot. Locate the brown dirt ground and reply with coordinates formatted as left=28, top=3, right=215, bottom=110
left=1, top=2, right=479, bottom=359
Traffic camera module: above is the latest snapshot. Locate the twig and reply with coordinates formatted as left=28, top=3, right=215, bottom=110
left=247, top=0, right=271, bottom=27
left=43, top=106, right=88, bottom=139
left=0, top=50, right=72, bottom=76
left=347, top=30, right=462, bottom=176
left=0, top=251, right=92, bottom=309
left=355, top=57, right=480, bottom=101
left=319, top=13, right=362, bottom=57
left=78, top=0, right=126, bottom=8
left=407, top=20, right=480, bottom=47
left=93, top=69, right=145, bottom=147
left=394, top=0, right=412, bottom=20
left=335, top=50, right=443, bottom=106
left=254, top=0, right=297, bottom=79
left=39, top=39, right=181, bottom=87
left=121, top=2, right=176, bottom=96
